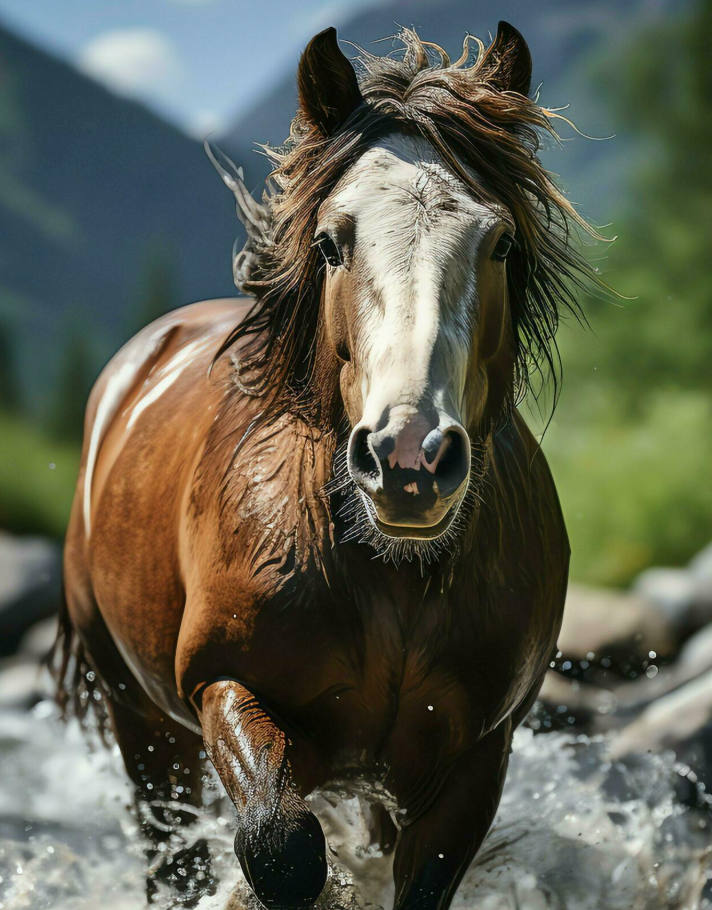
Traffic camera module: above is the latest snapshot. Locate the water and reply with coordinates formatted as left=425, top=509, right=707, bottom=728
left=0, top=699, right=710, bottom=910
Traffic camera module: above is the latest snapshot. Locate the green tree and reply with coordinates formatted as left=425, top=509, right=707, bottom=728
left=544, top=0, right=712, bottom=585
left=131, top=240, right=178, bottom=334
left=566, top=0, right=712, bottom=404
left=50, top=330, right=96, bottom=442
left=0, top=316, right=19, bottom=411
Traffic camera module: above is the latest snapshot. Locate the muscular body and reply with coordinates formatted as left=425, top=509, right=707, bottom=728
left=64, top=299, right=568, bottom=909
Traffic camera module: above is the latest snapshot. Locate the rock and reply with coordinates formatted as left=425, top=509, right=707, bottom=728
left=608, top=622, right=712, bottom=715
left=608, top=667, right=712, bottom=791
left=0, top=656, right=52, bottom=709
left=688, top=540, right=712, bottom=626
left=633, top=567, right=696, bottom=627
left=536, top=670, right=619, bottom=729
left=559, top=583, right=678, bottom=663
left=0, top=532, right=61, bottom=657
left=20, top=615, right=59, bottom=660
left=632, top=539, right=712, bottom=640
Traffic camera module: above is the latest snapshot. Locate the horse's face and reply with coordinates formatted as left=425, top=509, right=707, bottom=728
left=318, top=134, right=515, bottom=539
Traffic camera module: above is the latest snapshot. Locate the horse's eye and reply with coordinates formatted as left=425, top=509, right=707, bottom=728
left=315, top=232, right=343, bottom=268
left=491, top=233, right=514, bottom=262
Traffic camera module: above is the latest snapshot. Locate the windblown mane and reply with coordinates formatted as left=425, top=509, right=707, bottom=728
left=215, top=28, right=605, bottom=427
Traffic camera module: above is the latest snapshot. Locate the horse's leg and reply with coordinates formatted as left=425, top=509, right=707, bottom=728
left=62, top=553, right=211, bottom=902
left=106, top=691, right=204, bottom=819
left=106, top=693, right=214, bottom=905
left=390, top=721, right=512, bottom=910
left=196, top=678, right=328, bottom=910
left=62, top=572, right=206, bottom=816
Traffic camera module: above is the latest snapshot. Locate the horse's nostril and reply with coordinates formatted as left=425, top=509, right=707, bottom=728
left=433, top=429, right=470, bottom=499
left=348, top=426, right=381, bottom=486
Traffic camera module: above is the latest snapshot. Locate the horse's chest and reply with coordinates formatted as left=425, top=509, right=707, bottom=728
left=257, top=602, right=476, bottom=762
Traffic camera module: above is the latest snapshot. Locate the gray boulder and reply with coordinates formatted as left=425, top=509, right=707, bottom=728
left=0, top=532, right=61, bottom=657
left=633, top=539, right=712, bottom=639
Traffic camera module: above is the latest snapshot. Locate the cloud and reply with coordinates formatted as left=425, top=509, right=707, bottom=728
left=77, top=29, right=184, bottom=98
left=186, top=110, right=227, bottom=140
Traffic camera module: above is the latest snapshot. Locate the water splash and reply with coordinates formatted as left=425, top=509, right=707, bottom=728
left=0, top=702, right=710, bottom=910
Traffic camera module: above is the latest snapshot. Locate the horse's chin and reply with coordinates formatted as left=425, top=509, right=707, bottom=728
left=365, top=494, right=464, bottom=542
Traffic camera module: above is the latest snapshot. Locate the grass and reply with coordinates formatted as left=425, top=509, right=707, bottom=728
left=0, top=409, right=80, bottom=540
left=543, top=389, right=712, bottom=587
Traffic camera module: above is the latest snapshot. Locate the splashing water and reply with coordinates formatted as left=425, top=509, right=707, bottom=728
left=0, top=701, right=710, bottom=910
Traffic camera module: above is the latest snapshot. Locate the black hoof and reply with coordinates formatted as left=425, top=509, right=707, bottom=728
left=237, top=812, right=328, bottom=910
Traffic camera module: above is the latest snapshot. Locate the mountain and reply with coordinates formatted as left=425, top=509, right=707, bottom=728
left=0, top=24, right=236, bottom=417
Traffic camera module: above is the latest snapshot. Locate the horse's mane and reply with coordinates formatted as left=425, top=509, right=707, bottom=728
left=215, top=28, right=605, bottom=428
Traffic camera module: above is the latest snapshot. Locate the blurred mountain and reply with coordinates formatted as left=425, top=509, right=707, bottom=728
left=222, top=0, right=686, bottom=222
left=0, top=24, right=236, bottom=417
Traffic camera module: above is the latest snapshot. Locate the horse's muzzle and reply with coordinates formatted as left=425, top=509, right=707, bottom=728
left=347, top=412, right=471, bottom=533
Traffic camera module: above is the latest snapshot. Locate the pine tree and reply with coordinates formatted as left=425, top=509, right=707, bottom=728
left=132, top=240, right=178, bottom=334
left=0, top=317, right=19, bottom=411
left=50, top=330, right=95, bottom=441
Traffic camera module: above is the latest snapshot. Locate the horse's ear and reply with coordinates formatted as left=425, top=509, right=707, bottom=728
left=478, top=21, right=532, bottom=97
left=298, top=27, right=362, bottom=135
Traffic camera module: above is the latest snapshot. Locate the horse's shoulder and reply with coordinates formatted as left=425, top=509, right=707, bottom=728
left=81, top=297, right=251, bottom=537
left=186, top=413, right=336, bottom=591
left=85, top=297, right=248, bottom=431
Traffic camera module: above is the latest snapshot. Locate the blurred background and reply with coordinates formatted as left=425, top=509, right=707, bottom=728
left=1, top=1, right=712, bottom=908
left=0, top=0, right=710, bottom=586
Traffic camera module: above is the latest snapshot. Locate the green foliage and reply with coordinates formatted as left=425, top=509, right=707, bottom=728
left=130, top=240, right=178, bottom=335
left=0, top=317, right=19, bottom=411
left=542, top=0, right=712, bottom=586
left=544, top=389, right=712, bottom=587
left=49, top=330, right=96, bottom=441
left=0, top=409, right=80, bottom=539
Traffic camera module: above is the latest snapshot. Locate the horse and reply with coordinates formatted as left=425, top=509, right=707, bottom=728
left=55, top=21, right=602, bottom=910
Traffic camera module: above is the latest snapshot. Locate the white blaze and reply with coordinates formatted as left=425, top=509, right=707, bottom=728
left=324, top=134, right=501, bottom=429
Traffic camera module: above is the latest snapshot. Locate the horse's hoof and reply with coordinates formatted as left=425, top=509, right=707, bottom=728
left=237, top=812, right=328, bottom=910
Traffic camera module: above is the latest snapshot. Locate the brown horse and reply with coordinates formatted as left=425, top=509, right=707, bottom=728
left=56, top=22, right=602, bottom=910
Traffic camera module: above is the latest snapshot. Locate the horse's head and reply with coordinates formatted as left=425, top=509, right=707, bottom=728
left=211, top=23, right=600, bottom=556
left=315, top=132, right=517, bottom=537
left=302, top=26, right=530, bottom=541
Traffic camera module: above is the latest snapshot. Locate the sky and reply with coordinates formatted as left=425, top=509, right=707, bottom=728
left=0, top=0, right=387, bottom=136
